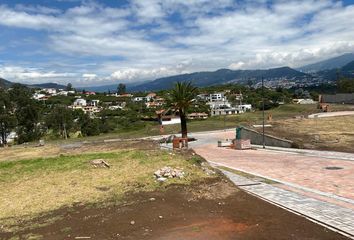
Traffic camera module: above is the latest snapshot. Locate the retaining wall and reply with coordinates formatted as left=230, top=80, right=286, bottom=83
left=240, top=127, right=293, bottom=148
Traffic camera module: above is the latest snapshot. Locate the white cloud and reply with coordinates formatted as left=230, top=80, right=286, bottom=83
left=0, top=65, right=75, bottom=83
left=0, top=0, right=353, bottom=85
left=110, top=64, right=189, bottom=82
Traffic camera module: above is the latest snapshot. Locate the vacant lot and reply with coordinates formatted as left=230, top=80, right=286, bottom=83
left=0, top=140, right=349, bottom=239
left=0, top=141, right=207, bottom=230
left=265, top=115, right=354, bottom=152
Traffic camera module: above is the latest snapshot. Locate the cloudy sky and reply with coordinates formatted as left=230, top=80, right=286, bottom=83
left=0, top=0, right=353, bottom=86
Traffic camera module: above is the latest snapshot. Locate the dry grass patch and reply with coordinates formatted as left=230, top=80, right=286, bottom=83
left=266, top=115, right=354, bottom=152
left=0, top=145, right=61, bottom=162
left=0, top=149, right=209, bottom=230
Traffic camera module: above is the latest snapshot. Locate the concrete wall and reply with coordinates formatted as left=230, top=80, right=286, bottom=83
left=239, top=127, right=293, bottom=148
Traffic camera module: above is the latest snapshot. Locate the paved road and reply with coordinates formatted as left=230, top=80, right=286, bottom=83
left=177, top=130, right=354, bottom=238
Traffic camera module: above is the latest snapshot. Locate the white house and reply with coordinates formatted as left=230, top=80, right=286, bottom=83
left=88, top=100, right=100, bottom=107
left=33, top=93, right=46, bottom=100
left=133, top=97, right=146, bottom=102
left=207, top=101, right=231, bottom=109
left=73, top=98, right=87, bottom=106
left=43, top=88, right=57, bottom=95
left=209, top=93, right=226, bottom=102
left=238, top=104, right=252, bottom=111
left=211, top=107, right=243, bottom=116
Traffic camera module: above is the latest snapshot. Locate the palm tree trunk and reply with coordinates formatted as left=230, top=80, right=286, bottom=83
left=180, top=111, right=188, bottom=138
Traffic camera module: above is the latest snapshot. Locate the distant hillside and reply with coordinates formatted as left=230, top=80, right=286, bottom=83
left=129, top=66, right=308, bottom=91
left=0, top=78, right=67, bottom=90
left=298, top=53, right=354, bottom=72
left=316, top=60, right=354, bottom=81
left=0, top=78, right=13, bottom=88
left=341, top=60, right=354, bottom=72
left=77, top=81, right=148, bottom=93
left=29, top=82, right=67, bottom=89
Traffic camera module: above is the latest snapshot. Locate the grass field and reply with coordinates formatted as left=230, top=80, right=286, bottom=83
left=42, top=104, right=326, bottom=145
left=0, top=141, right=210, bottom=232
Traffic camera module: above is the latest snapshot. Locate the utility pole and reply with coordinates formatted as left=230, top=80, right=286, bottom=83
left=262, top=76, right=265, bottom=149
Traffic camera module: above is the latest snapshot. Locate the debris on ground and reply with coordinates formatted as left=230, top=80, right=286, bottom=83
left=154, top=166, right=184, bottom=181
left=201, top=162, right=216, bottom=175
left=90, top=159, right=110, bottom=168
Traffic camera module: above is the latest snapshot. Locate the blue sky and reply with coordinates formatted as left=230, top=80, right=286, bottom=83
left=0, top=0, right=354, bottom=86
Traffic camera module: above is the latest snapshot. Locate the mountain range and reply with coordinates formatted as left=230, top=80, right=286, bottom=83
left=0, top=79, right=67, bottom=90
left=297, top=53, right=354, bottom=72
left=1, top=53, right=353, bottom=92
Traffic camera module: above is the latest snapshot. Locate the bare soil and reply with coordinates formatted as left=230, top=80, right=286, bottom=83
left=1, top=178, right=348, bottom=240
left=263, top=115, right=354, bottom=153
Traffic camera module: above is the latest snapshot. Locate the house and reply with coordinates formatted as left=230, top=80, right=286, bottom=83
left=133, top=96, right=146, bottom=102
left=187, top=112, right=208, bottom=119
left=238, top=104, right=252, bottom=111
left=43, top=88, right=57, bottom=95
left=209, top=92, right=226, bottom=102
left=73, top=98, right=87, bottom=106
left=88, top=100, right=100, bottom=107
left=33, top=93, right=46, bottom=100
left=211, top=107, right=243, bottom=116
left=196, top=94, right=210, bottom=101
left=146, top=92, right=157, bottom=101
left=82, top=106, right=101, bottom=114
left=85, top=91, right=96, bottom=95
left=207, top=101, right=231, bottom=109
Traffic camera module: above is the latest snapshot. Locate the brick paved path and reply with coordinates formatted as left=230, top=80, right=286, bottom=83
left=220, top=169, right=354, bottom=238
left=163, top=130, right=354, bottom=238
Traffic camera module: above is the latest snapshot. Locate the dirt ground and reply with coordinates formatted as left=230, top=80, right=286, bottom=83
left=1, top=178, right=348, bottom=240
left=264, top=115, right=354, bottom=153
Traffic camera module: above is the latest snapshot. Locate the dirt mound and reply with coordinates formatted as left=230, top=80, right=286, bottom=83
left=1, top=178, right=348, bottom=240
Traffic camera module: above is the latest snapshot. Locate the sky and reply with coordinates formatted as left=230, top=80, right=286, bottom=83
left=0, top=0, right=354, bottom=87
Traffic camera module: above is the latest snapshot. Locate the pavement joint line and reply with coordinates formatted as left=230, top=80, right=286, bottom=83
left=209, top=160, right=354, bottom=206
left=220, top=169, right=354, bottom=239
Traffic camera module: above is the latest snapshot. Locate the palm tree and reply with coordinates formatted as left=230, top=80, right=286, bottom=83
left=169, top=81, right=198, bottom=138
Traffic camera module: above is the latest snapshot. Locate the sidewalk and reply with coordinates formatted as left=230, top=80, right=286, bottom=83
left=220, top=168, right=354, bottom=239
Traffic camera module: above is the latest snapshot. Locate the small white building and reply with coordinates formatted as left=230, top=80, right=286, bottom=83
left=207, top=101, right=231, bottom=109
left=43, top=88, right=57, bottom=95
left=161, top=116, right=181, bottom=125
left=33, top=93, right=46, bottom=100
left=238, top=104, right=252, bottom=111
left=211, top=107, right=243, bottom=116
left=73, top=98, right=87, bottom=106
left=133, top=97, right=147, bottom=102
left=209, top=93, right=226, bottom=102
left=88, top=100, right=100, bottom=107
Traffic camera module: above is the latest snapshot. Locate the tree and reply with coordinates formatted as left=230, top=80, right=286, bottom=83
left=66, top=83, right=73, bottom=91
left=169, top=82, right=198, bottom=138
left=117, top=83, right=126, bottom=95
left=79, top=114, right=101, bottom=136
left=0, top=89, right=17, bottom=146
left=9, top=84, right=42, bottom=143
left=337, top=77, right=354, bottom=93
left=45, top=105, right=74, bottom=139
